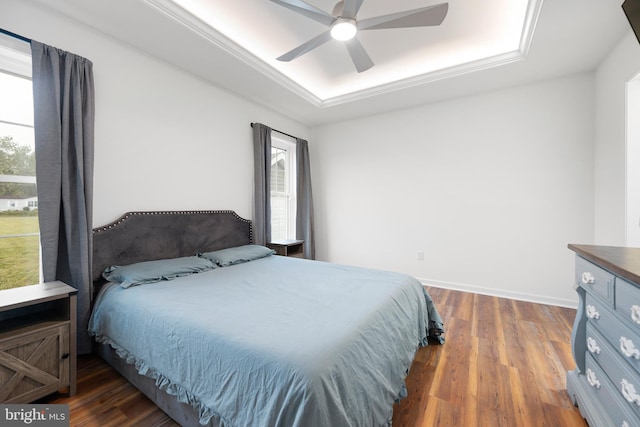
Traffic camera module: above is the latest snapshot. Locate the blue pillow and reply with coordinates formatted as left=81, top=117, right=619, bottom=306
left=199, top=245, right=275, bottom=267
left=103, top=256, right=217, bottom=288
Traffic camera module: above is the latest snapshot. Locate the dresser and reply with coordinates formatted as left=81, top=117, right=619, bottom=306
left=567, top=244, right=640, bottom=427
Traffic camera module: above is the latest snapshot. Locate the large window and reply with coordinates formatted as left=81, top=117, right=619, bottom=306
left=270, top=135, right=296, bottom=241
left=0, top=35, right=39, bottom=290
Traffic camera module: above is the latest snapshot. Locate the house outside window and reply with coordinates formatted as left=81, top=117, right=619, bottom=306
left=0, top=34, right=40, bottom=290
left=270, top=134, right=296, bottom=241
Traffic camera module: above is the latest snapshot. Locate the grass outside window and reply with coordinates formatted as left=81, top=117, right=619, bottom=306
left=0, top=214, right=40, bottom=290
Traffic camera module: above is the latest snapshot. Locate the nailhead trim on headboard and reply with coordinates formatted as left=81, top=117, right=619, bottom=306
left=91, top=210, right=254, bottom=283
left=93, top=210, right=253, bottom=242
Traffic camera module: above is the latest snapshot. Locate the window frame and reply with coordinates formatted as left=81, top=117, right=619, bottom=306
left=0, top=34, right=42, bottom=289
left=270, top=133, right=297, bottom=241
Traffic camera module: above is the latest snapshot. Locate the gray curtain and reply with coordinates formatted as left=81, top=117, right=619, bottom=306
left=252, top=123, right=272, bottom=246
left=296, top=139, right=315, bottom=259
left=31, top=41, right=95, bottom=354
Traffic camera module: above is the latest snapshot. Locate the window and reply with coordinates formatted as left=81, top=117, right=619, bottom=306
left=0, top=34, right=39, bottom=290
left=270, top=134, right=296, bottom=241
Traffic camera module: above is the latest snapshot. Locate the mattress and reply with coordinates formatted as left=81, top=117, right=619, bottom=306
left=88, top=255, right=443, bottom=427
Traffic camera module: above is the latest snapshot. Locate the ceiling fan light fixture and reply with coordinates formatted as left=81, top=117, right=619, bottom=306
left=331, top=18, right=357, bottom=41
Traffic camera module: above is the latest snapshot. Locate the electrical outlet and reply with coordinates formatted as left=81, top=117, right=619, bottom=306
left=417, top=250, right=424, bottom=261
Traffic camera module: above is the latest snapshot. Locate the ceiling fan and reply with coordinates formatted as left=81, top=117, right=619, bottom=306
left=270, top=0, right=449, bottom=73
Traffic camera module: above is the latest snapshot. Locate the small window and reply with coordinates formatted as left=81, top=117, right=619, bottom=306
left=0, top=34, right=40, bottom=290
left=270, top=135, right=296, bottom=241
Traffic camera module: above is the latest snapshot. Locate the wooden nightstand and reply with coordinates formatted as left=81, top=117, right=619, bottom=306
left=0, top=281, right=77, bottom=403
left=267, top=239, right=305, bottom=258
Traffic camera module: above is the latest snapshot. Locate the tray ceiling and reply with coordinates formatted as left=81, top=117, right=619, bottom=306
left=21, top=0, right=631, bottom=124
left=147, top=0, right=541, bottom=106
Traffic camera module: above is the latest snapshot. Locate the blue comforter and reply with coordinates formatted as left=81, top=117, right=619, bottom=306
left=88, top=256, right=444, bottom=427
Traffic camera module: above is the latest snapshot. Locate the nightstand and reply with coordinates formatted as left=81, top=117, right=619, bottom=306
left=0, top=281, right=77, bottom=403
left=267, top=239, right=305, bottom=258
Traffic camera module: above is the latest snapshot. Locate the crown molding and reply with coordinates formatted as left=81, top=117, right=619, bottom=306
left=145, top=0, right=543, bottom=108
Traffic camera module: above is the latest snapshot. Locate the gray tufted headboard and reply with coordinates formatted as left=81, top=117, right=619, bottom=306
left=92, top=210, right=252, bottom=283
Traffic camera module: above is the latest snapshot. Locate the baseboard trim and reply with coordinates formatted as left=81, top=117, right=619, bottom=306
left=418, top=277, right=578, bottom=309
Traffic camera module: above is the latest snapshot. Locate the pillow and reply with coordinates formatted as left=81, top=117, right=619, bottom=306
left=199, top=244, right=275, bottom=267
left=103, top=256, right=217, bottom=289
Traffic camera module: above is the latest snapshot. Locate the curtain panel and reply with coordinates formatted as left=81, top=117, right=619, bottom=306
left=252, top=123, right=315, bottom=259
left=252, top=123, right=272, bottom=246
left=31, top=41, right=95, bottom=354
left=296, top=139, right=315, bottom=259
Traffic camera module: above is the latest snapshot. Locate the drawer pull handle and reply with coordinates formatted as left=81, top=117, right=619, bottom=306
left=587, top=337, right=601, bottom=354
left=586, top=368, right=601, bottom=389
left=631, top=305, right=640, bottom=324
left=620, top=337, right=640, bottom=359
left=621, top=379, right=640, bottom=406
left=581, top=272, right=595, bottom=284
left=586, top=304, right=600, bottom=320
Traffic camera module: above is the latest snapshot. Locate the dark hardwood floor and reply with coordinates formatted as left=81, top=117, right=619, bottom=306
left=391, top=287, right=586, bottom=427
left=41, top=287, right=586, bottom=427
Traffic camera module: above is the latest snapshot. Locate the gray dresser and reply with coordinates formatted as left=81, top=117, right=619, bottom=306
left=567, top=244, right=640, bottom=427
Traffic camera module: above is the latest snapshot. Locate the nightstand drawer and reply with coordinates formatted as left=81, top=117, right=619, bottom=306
left=576, top=256, right=614, bottom=306
left=0, top=322, right=70, bottom=403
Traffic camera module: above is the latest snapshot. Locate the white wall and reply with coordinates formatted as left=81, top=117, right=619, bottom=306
left=594, top=32, right=640, bottom=245
left=627, top=76, right=640, bottom=246
left=6, top=1, right=640, bottom=307
left=1, top=0, right=310, bottom=226
left=312, top=74, right=595, bottom=307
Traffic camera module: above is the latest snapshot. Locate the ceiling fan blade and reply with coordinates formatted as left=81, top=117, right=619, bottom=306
left=269, top=0, right=335, bottom=26
left=358, top=3, right=448, bottom=31
left=277, top=31, right=333, bottom=62
left=341, top=0, right=365, bottom=19
left=345, top=37, right=374, bottom=73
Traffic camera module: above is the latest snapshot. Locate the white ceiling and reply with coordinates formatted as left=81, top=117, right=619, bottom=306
left=151, top=0, right=538, bottom=103
left=29, top=0, right=630, bottom=126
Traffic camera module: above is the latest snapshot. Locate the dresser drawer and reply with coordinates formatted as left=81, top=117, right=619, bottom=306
left=588, top=338, right=640, bottom=417
left=590, top=295, right=640, bottom=376
left=617, top=277, right=640, bottom=328
left=585, top=293, right=610, bottom=328
left=586, top=323, right=612, bottom=367
left=585, top=353, right=640, bottom=427
left=576, top=256, right=614, bottom=306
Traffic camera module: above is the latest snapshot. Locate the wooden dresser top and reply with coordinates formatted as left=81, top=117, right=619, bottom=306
left=569, top=244, right=640, bottom=286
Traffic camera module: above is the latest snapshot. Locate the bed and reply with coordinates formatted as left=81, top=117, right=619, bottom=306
left=88, top=210, right=444, bottom=427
